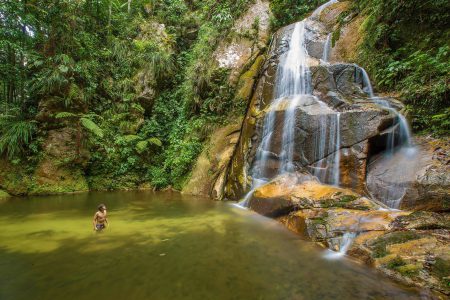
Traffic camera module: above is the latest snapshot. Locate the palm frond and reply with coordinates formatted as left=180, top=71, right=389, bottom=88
left=0, top=118, right=37, bottom=158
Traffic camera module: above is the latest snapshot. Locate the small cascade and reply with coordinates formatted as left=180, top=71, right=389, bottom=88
left=311, top=0, right=338, bottom=19
left=332, top=113, right=341, bottom=185
left=359, top=69, right=413, bottom=153
left=324, top=232, right=356, bottom=259
left=237, top=178, right=267, bottom=208
left=360, top=69, right=417, bottom=209
left=312, top=112, right=341, bottom=185
left=321, top=33, right=332, bottom=63
left=339, top=232, right=356, bottom=255
left=358, top=66, right=375, bottom=98
left=280, top=96, right=302, bottom=173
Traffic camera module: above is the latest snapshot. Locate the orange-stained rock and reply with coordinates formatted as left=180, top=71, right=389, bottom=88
left=326, top=209, right=409, bottom=233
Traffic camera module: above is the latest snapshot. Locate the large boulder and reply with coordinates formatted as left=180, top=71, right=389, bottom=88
left=31, top=127, right=89, bottom=194
left=367, top=136, right=450, bottom=211
left=248, top=174, right=379, bottom=217
left=182, top=120, right=242, bottom=200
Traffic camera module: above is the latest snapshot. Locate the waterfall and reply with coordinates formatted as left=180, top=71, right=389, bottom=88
left=275, top=21, right=311, bottom=98
left=311, top=0, right=338, bottom=19
left=339, top=232, right=356, bottom=254
left=321, top=33, right=332, bottom=63
left=252, top=21, right=312, bottom=182
left=240, top=4, right=345, bottom=207
left=312, top=112, right=341, bottom=185
left=359, top=66, right=375, bottom=98
left=361, top=71, right=417, bottom=209
left=332, top=113, right=341, bottom=185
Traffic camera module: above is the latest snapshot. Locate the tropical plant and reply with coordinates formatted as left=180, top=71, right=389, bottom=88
left=0, top=114, right=37, bottom=159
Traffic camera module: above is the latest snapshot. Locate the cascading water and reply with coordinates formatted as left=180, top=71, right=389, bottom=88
left=238, top=22, right=311, bottom=206
left=360, top=68, right=417, bottom=209
left=359, top=66, right=413, bottom=153
left=240, top=3, right=343, bottom=207
left=311, top=112, right=341, bottom=186
left=321, top=33, right=332, bottom=63
left=311, top=0, right=338, bottom=19
left=359, top=66, right=375, bottom=98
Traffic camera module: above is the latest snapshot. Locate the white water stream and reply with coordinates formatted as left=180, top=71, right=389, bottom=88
left=240, top=1, right=342, bottom=206
left=239, top=0, right=416, bottom=255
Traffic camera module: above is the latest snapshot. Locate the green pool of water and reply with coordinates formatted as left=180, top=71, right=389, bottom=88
left=0, top=191, right=420, bottom=299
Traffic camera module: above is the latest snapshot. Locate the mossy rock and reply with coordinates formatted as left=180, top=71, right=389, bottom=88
left=0, top=189, right=11, bottom=199
left=431, top=257, right=450, bottom=285
left=88, top=174, right=141, bottom=191
left=370, top=231, right=421, bottom=258
left=396, top=264, right=421, bottom=277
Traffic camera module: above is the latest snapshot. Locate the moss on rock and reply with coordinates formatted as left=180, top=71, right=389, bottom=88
left=0, top=189, right=11, bottom=199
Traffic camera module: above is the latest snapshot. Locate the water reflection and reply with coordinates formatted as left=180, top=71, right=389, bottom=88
left=0, top=191, right=420, bottom=299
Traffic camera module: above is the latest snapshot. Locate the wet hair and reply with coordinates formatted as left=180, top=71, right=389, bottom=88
left=98, top=204, right=106, bottom=211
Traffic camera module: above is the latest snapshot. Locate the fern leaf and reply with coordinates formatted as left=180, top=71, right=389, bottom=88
left=147, top=137, right=162, bottom=147
left=80, top=118, right=104, bottom=138
left=55, top=112, right=78, bottom=119
left=123, top=135, right=141, bottom=143
left=135, top=140, right=148, bottom=154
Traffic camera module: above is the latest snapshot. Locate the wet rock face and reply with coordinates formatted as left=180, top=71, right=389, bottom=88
left=32, top=127, right=89, bottom=194
left=0, top=189, right=10, bottom=199
left=183, top=121, right=242, bottom=200
left=367, top=136, right=450, bottom=212
left=248, top=174, right=378, bottom=217
left=249, top=93, right=394, bottom=185
left=225, top=19, right=400, bottom=198
left=249, top=177, right=450, bottom=296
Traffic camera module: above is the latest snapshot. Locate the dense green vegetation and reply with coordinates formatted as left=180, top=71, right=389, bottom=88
left=351, top=0, right=450, bottom=134
left=0, top=0, right=255, bottom=190
left=1, top=0, right=448, bottom=194
left=269, top=0, right=326, bottom=28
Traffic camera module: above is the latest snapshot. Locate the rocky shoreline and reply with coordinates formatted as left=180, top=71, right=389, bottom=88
left=244, top=168, right=449, bottom=298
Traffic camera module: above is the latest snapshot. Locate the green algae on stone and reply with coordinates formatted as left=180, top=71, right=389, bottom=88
left=370, top=231, right=421, bottom=258
left=0, top=189, right=11, bottom=199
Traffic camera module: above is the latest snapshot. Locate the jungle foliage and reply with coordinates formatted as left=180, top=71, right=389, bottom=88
left=1, top=0, right=448, bottom=192
left=269, top=0, right=326, bottom=29
left=351, top=0, right=450, bottom=134
left=0, top=0, right=255, bottom=190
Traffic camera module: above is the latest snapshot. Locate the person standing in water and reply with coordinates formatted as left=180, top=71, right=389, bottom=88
left=93, top=204, right=108, bottom=231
